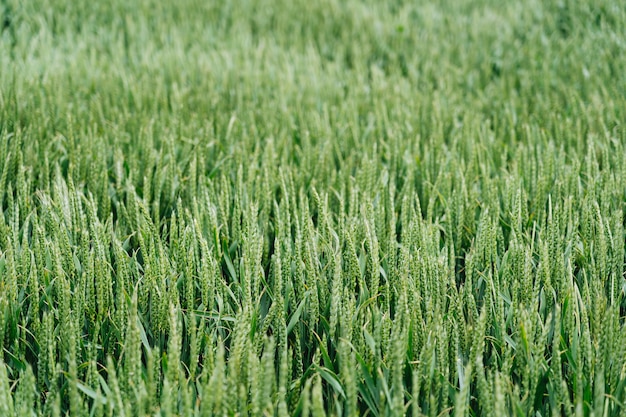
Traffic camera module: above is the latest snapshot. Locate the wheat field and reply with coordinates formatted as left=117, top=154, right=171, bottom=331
left=1, top=0, right=625, bottom=415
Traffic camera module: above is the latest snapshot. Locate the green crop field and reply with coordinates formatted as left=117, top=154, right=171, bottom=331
left=1, top=0, right=625, bottom=415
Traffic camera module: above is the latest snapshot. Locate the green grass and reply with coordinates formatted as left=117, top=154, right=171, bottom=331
left=1, top=0, right=626, bottom=415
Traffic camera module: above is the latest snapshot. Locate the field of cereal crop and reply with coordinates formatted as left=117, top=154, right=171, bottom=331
left=1, top=0, right=626, bottom=415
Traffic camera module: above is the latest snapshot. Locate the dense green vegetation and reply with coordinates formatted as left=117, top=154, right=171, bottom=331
left=1, top=0, right=626, bottom=415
